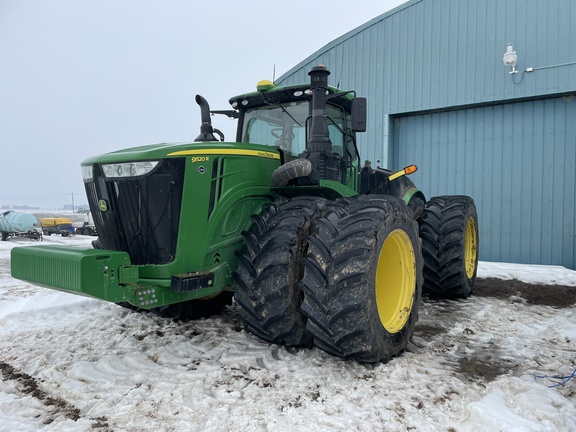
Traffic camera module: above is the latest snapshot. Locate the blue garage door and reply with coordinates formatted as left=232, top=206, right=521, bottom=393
left=393, top=96, right=576, bottom=269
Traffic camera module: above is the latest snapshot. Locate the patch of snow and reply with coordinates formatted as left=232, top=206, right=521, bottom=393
left=478, top=261, right=576, bottom=286
left=0, top=237, right=574, bottom=431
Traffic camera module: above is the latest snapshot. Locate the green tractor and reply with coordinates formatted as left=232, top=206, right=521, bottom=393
left=11, top=66, right=478, bottom=363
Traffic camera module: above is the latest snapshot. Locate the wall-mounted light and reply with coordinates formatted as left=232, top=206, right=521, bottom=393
left=503, top=43, right=576, bottom=84
left=503, top=44, right=518, bottom=74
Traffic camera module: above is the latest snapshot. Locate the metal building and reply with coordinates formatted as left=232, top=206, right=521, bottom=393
left=277, top=0, right=576, bottom=269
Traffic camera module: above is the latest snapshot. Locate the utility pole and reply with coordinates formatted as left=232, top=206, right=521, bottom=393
left=71, top=192, right=75, bottom=214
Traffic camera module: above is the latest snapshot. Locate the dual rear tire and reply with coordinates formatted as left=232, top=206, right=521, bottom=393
left=234, top=195, right=423, bottom=363
left=233, top=197, right=332, bottom=347
left=419, top=196, right=479, bottom=298
left=301, top=196, right=423, bottom=363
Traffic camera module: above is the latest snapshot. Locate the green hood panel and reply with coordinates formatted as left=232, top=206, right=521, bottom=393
left=81, top=142, right=280, bottom=165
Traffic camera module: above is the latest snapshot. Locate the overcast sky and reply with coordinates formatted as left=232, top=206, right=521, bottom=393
left=0, top=0, right=405, bottom=209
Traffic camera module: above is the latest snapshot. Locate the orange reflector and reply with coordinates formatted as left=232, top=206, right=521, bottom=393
left=404, top=165, right=418, bottom=175
left=388, top=164, right=418, bottom=182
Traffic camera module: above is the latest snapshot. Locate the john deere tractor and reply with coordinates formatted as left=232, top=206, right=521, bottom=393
left=11, top=66, right=478, bottom=363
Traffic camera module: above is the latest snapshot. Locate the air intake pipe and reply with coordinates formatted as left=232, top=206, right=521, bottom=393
left=194, top=95, right=222, bottom=142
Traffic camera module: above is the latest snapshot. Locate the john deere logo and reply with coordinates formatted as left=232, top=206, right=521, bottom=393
left=98, top=200, right=108, bottom=212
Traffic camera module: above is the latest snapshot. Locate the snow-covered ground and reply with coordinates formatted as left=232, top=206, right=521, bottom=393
left=0, top=236, right=574, bottom=432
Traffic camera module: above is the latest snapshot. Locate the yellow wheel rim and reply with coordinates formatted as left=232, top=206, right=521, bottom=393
left=465, top=216, right=478, bottom=279
left=375, top=229, right=416, bottom=334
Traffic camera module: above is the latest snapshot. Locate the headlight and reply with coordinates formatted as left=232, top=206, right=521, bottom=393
left=101, top=161, right=159, bottom=178
left=81, top=165, right=93, bottom=182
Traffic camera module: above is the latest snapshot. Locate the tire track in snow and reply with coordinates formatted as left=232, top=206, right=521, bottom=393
left=411, top=293, right=575, bottom=389
left=0, top=360, right=110, bottom=430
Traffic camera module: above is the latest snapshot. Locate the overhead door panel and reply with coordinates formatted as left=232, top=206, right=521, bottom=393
left=393, top=97, right=575, bottom=268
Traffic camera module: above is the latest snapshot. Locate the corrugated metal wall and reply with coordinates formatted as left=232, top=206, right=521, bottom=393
left=394, top=96, right=576, bottom=268
left=277, top=0, right=576, bottom=268
left=278, top=0, right=576, bottom=166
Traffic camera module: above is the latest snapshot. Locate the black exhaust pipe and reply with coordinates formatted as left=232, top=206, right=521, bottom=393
left=298, top=65, right=341, bottom=184
left=194, top=95, right=218, bottom=142
left=307, top=66, right=332, bottom=153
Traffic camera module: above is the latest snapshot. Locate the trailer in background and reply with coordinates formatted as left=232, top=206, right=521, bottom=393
left=41, top=217, right=72, bottom=237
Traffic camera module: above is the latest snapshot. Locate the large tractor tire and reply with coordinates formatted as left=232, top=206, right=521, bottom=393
left=419, top=195, right=479, bottom=299
left=301, top=195, right=423, bottom=363
left=233, top=196, right=331, bottom=348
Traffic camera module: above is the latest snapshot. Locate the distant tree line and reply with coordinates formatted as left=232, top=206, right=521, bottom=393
left=1, top=205, right=40, bottom=210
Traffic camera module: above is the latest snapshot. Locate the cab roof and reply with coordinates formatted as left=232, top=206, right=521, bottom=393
left=228, top=83, right=355, bottom=111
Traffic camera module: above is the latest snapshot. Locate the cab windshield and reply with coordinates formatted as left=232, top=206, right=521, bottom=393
left=241, top=101, right=355, bottom=160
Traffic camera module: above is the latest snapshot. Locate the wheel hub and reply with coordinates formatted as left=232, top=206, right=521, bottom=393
left=465, top=217, right=478, bottom=279
left=375, top=229, right=416, bottom=334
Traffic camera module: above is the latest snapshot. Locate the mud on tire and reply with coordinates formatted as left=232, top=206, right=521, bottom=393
left=419, top=195, right=479, bottom=299
left=301, top=195, right=423, bottom=363
left=233, top=196, right=332, bottom=347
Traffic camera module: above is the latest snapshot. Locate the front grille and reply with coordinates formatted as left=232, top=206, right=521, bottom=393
left=85, top=158, right=185, bottom=265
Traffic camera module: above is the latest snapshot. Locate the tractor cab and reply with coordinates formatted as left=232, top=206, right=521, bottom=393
left=206, top=66, right=366, bottom=191
left=231, top=83, right=361, bottom=158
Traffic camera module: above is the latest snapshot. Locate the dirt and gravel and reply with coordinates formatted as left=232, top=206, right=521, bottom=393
left=473, top=278, right=576, bottom=308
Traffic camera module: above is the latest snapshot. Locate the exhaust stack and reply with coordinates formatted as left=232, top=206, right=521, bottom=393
left=299, top=65, right=341, bottom=184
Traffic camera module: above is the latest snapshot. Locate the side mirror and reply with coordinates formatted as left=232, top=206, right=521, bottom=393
left=351, top=97, right=367, bottom=132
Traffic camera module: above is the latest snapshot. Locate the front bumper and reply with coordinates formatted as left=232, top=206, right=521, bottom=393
left=10, top=246, right=221, bottom=308
left=11, top=246, right=138, bottom=302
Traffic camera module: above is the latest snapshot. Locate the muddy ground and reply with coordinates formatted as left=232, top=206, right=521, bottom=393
left=473, top=278, right=576, bottom=308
